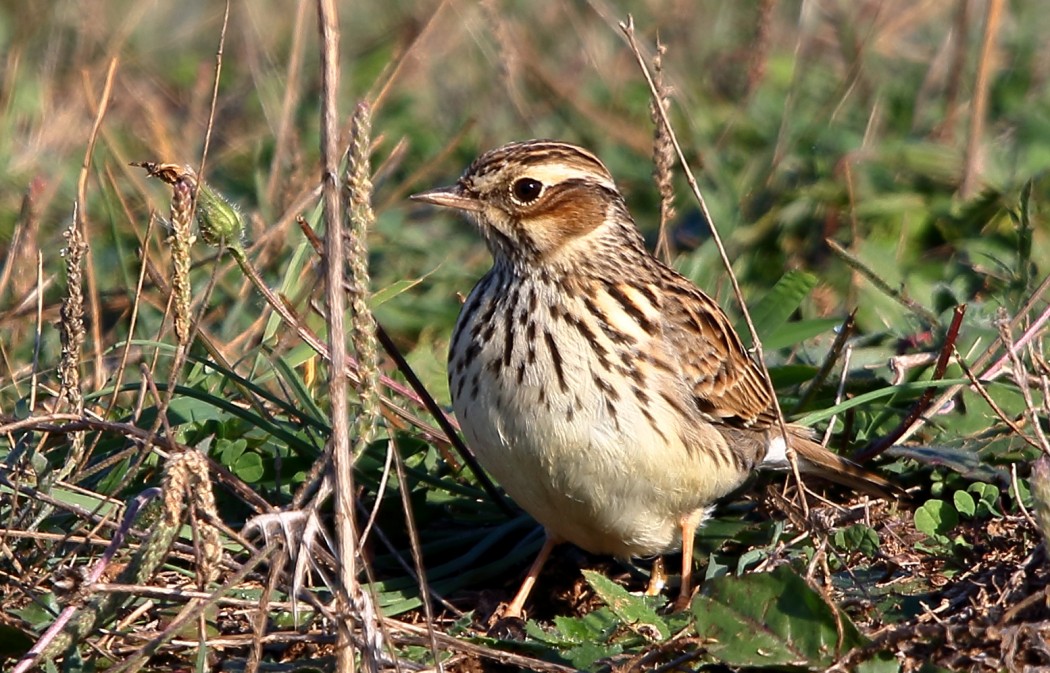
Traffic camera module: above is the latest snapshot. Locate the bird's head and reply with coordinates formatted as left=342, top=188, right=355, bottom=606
left=411, top=140, right=644, bottom=273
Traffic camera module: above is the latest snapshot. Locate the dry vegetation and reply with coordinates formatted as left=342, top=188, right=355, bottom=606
left=2, top=1, right=1050, bottom=671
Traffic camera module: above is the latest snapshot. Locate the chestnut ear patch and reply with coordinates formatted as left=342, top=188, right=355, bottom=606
left=530, top=182, right=609, bottom=246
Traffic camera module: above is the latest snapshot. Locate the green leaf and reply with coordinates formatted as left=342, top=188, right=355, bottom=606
left=736, top=547, right=768, bottom=575
left=1016, top=179, right=1033, bottom=288
left=217, top=437, right=247, bottom=467
left=833, top=524, right=881, bottom=557
left=268, top=348, right=328, bottom=425
left=762, top=318, right=841, bottom=351
left=369, top=278, right=424, bottom=309
left=549, top=610, right=621, bottom=644
left=795, top=378, right=969, bottom=427
left=737, top=270, right=818, bottom=347
left=886, top=444, right=1007, bottom=483
left=232, top=451, right=264, bottom=482
left=403, top=335, right=451, bottom=404
left=166, top=395, right=228, bottom=425
left=526, top=609, right=624, bottom=668
left=705, top=554, right=730, bottom=581
left=953, top=490, right=976, bottom=517
left=856, top=650, right=902, bottom=673
left=9, top=590, right=60, bottom=630
left=1, top=483, right=118, bottom=519
left=690, top=565, right=865, bottom=668
left=564, top=640, right=622, bottom=670
left=1014, top=478, right=1033, bottom=513
left=0, top=622, right=34, bottom=658
left=582, top=570, right=670, bottom=640
left=967, top=482, right=1003, bottom=517
left=914, top=500, right=959, bottom=538
left=265, top=237, right=317, bottom=342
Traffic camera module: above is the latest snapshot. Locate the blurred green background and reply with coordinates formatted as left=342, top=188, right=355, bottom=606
left=3, top=0, right=1047, bottom=379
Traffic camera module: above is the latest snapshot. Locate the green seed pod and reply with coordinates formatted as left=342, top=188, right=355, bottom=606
left=195, top=179, right=244, bottom=248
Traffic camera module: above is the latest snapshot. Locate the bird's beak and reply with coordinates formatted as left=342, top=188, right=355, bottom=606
left=409, top=185, right=483, bottom=213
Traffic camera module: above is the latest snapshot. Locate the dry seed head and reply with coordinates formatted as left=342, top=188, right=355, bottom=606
left=162, top=451, right=222, bottom=584
left=58, top=209, right=87, bottom=476
left=186, top=450, right=222, bottom=584
left=170, top=177, right=195, bottom=343
left=134, top=161, right=245, bottom=250
left=135, top=161, right=195, bottom=185
left=162, top=451, right=190, bottom=528
left=649, top=40, right=676, bottom=261
left=59, top=211, right=86, bottom=410
left=345, top=102, right=381, bottom=442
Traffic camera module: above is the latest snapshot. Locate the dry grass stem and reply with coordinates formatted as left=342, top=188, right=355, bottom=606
left=0, top=181, right=42, bottom=303
left=953, top=347, right=1044, bottom=453
left=13, top=449, right=223, bottom=673
left=894, top=270, right=1050, bottom=446
left=195, top=0, right=228, bottom=199
left=748, top=0, right=775, bottom=95
left=266, top=0, right=309, bottom=206
left=996, top=308, right=1050, bottom=455
left=345, top=103, right=445, bottom=665
left=821, top=343, right=854, bottom=447
left=960, top=0, right=1004, bottom=198
left=482, top=0, right=528, bottom=121
left=76, top=57, right=118, bottom=390
left=1032, top=457, right=1050, bottom=544
left=825, top=238, right=941, bottom=325
left=313, top=2, right=380, bottom=671
left=344, top=100, right=394, bottom=667
left=31, top=252, right=43, bottom=411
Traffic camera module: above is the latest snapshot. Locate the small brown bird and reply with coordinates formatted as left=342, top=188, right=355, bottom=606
left=412, top=140, right=892, bottom=618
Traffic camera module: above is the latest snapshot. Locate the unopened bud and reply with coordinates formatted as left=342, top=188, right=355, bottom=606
left=194, top=180, right=244, bottom=248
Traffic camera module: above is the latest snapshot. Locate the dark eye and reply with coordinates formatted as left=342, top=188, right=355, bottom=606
left=511, top=177, right=543, bottom=203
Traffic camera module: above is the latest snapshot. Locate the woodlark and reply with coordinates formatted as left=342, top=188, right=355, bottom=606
left=412, top=140, right=893, bottom=618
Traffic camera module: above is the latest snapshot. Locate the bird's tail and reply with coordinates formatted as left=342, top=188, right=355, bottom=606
left=784, top=425, right=902, bottom=499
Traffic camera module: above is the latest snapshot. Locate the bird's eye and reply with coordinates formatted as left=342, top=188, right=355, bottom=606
left=510, top=177, right=543, bottom=204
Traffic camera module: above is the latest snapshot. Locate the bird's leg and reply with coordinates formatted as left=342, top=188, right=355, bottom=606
left=503, top=533, right=560, bottom=620
left=673, top=518, right=697, bottom=612
left=645, top=557, right=667, bottom=596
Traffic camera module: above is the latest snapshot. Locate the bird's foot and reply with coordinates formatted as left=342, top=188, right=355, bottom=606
left=486, top=603, right=527, bottom=639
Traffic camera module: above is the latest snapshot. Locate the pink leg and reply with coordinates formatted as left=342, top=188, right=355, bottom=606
left=504, top=534, right=559, bottom=619
left=673, top=519, right=697, bottom=612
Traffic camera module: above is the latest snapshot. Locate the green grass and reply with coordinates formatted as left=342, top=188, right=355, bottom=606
left=1, top=2, right=1049, bottom=671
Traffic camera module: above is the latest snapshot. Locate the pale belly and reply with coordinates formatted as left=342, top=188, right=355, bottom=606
left=448, top=277, right=748, bottom=558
